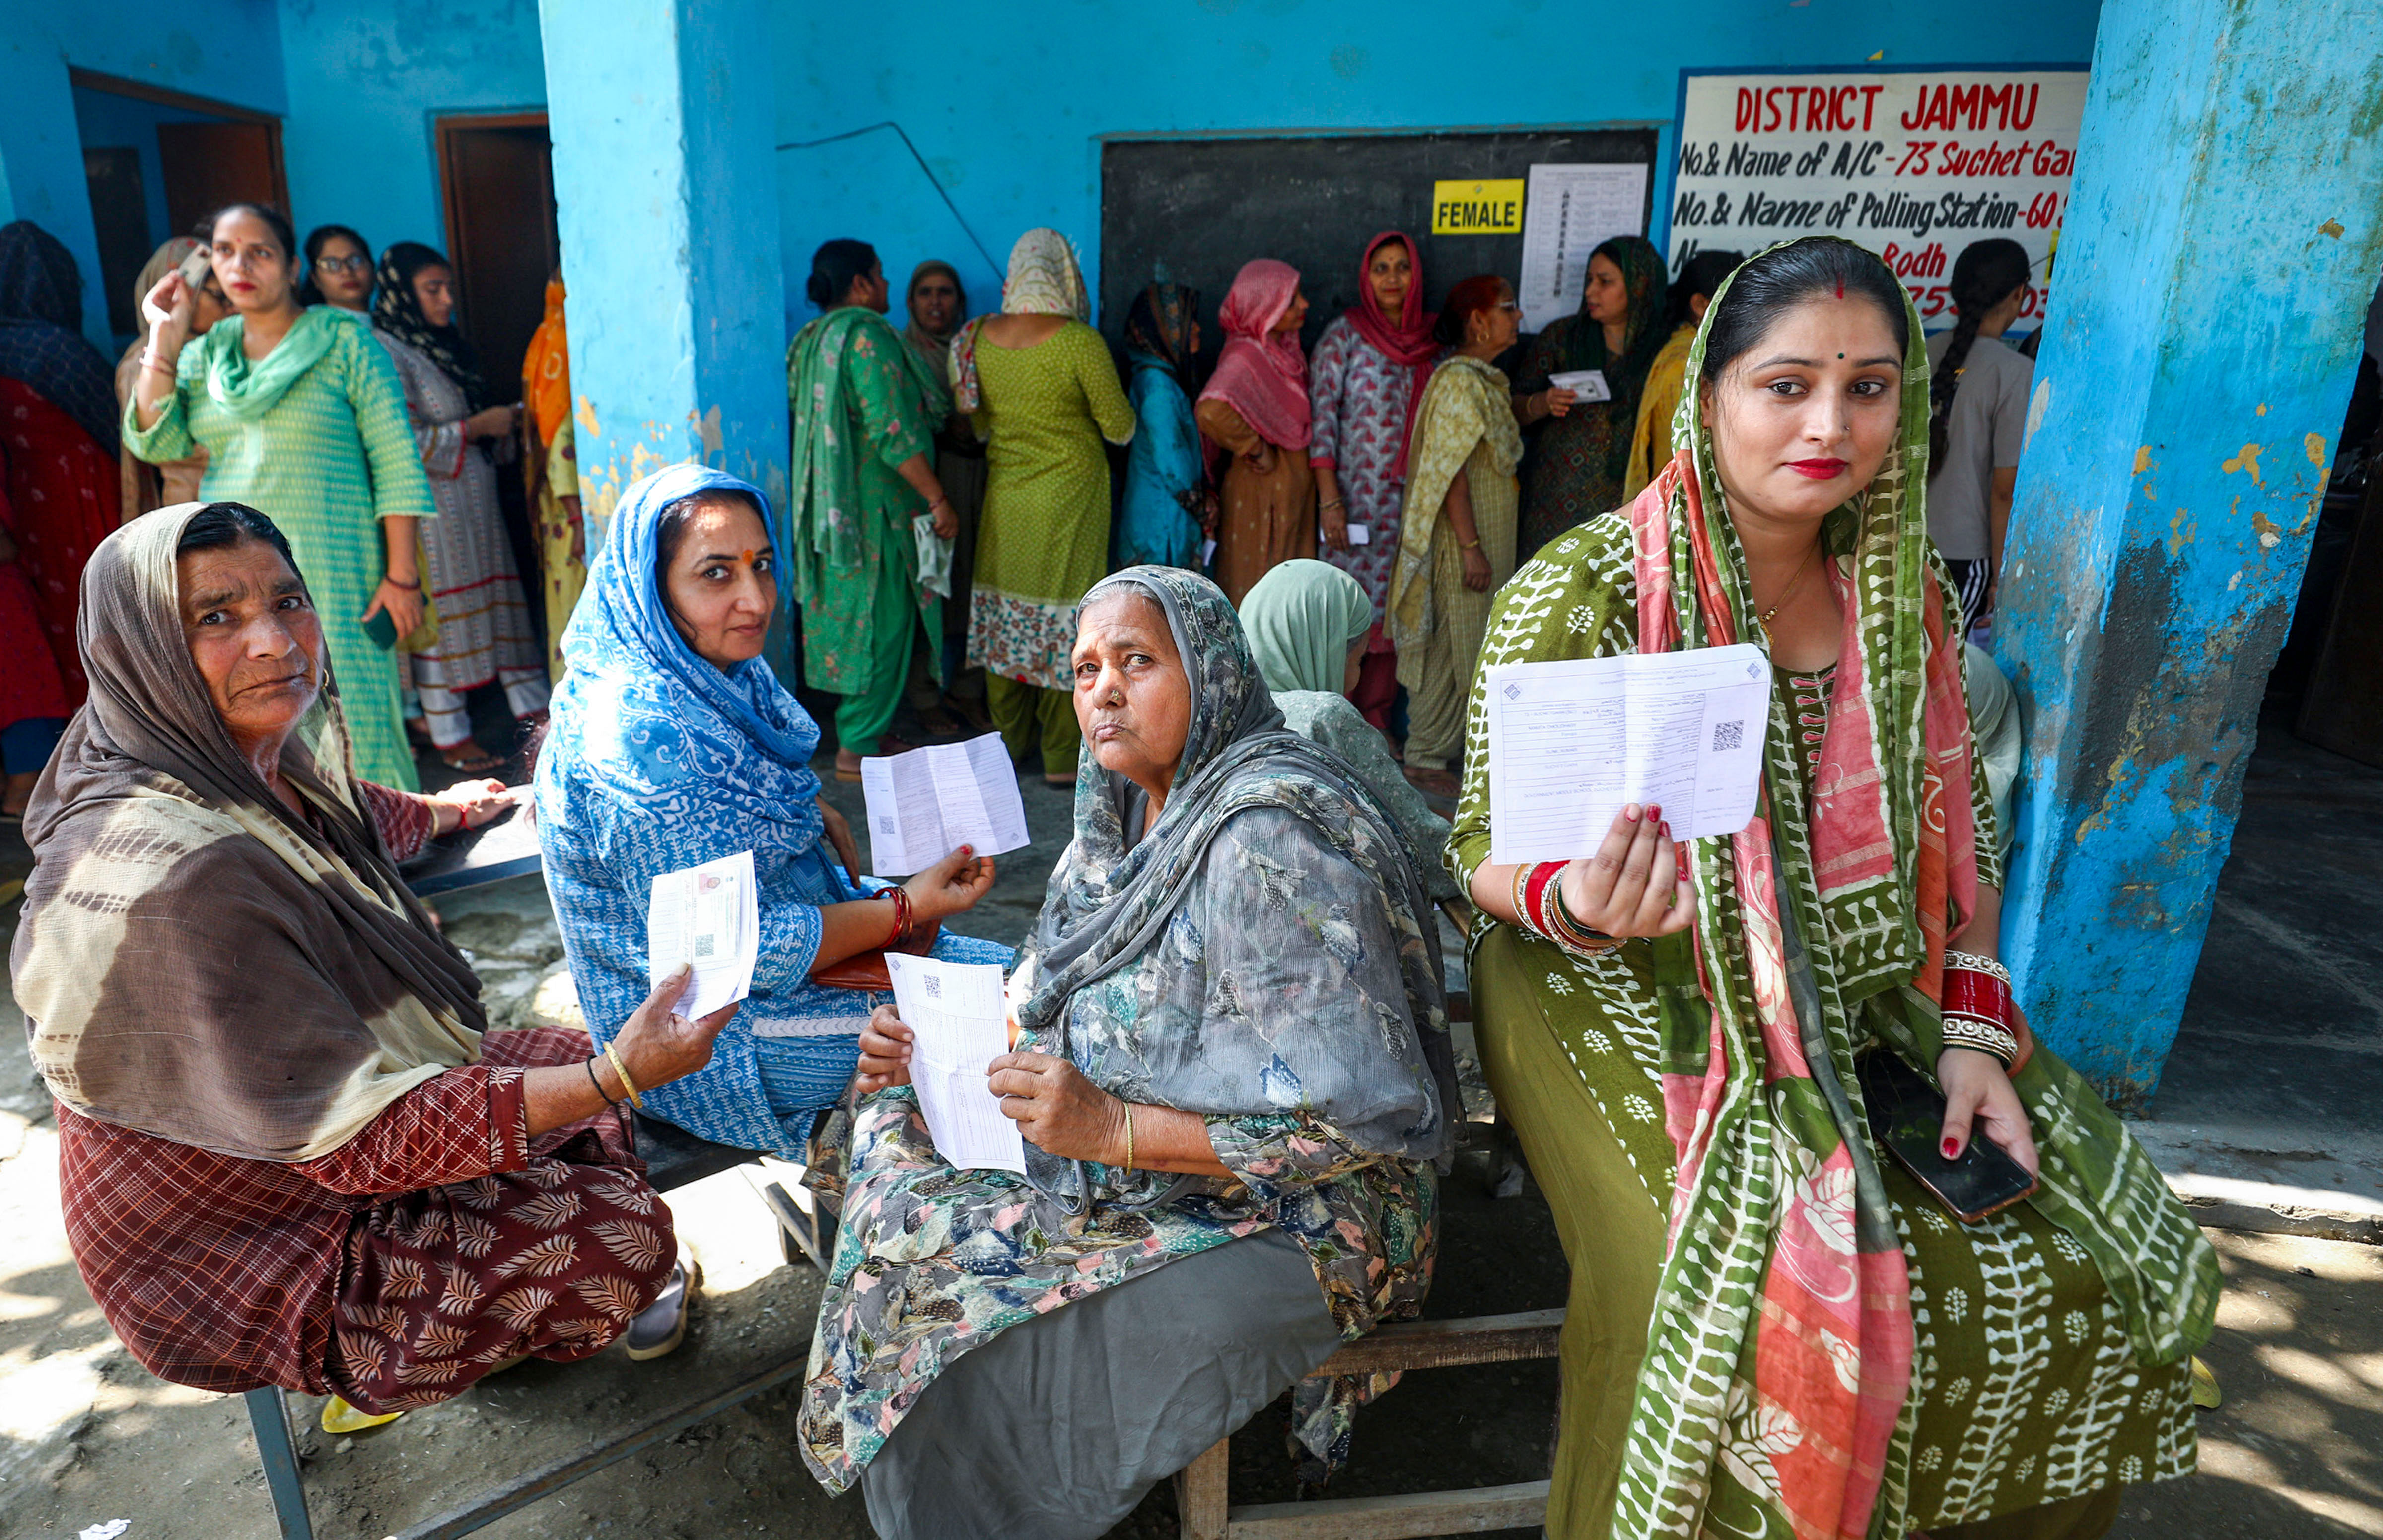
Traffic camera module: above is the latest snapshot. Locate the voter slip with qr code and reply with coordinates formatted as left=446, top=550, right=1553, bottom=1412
left=646, top=850, right=760, bottom=1019
left=1483, top=643, right=1772, bottom=865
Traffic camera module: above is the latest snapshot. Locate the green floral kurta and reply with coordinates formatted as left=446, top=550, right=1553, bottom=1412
left=784, top=307, right=941, bottom=694
left=798, top=805, right=1439, bottom=1495
left=123, top=310, right=435, bottom=788
left=1453, top=512, right=2213, bottom=1539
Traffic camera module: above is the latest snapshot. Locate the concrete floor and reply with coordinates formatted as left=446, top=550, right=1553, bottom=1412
left=0, top=702, right=2378, bottom=1539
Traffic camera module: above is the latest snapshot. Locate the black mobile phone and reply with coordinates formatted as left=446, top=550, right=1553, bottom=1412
left=1857, top=1050, right=2036, bottom=1224
left=362, top=607, right=399, bottom=650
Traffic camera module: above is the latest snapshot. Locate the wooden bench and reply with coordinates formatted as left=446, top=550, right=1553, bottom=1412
left=241, top=1112, right=825, bottom=1540
left=1173, top=1308, right=1565, bottom=1540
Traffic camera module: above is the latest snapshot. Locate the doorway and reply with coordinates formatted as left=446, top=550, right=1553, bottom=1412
left=436, top=113, right=560, bottom=395
left=70, top=69, right=288, bottom=346
left=436, top=112, right=561, bottom=655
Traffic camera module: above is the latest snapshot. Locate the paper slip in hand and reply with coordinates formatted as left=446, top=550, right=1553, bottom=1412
left=1546, top=369, right=1612, bottom=403
left=1345, top=523, right=1372, bottom=546
left=885, top=953, right=1026, bottom=1174
left=647, top=849, right=759, bottom=1018
left=1485, top=643, right=1772, bottom=865
left=860, top=731, right=1032, bottom=878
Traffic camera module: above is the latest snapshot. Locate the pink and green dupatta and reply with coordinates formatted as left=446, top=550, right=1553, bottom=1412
left=1616, top=245, right=1975, bottom=1540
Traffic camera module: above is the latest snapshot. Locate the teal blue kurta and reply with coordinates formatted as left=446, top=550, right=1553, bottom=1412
left=124, top=310, right=436, bottom=789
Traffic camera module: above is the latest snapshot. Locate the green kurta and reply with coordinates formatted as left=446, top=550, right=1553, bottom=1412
left=123, top=308, right=435, bottom=789
left=963, top=321, right=1134, bottom=690
left=784, top=307, right=941, bottom=723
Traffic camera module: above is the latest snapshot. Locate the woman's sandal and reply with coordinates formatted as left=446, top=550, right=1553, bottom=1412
left=625, top=1248, right=702, bottom=1362
left=439, top=743, right=506, bottom=774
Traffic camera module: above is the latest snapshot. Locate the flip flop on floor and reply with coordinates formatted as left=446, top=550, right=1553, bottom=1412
left=439, top=743, right=506, bottom=774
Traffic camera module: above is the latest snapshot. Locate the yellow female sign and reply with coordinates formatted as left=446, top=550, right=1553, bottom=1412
left=1432, top=179, right=1526, bottom=234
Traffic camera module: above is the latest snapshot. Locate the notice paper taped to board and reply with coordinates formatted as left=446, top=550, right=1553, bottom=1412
left=647, top=849, right=758, bottom=1018
left=1518, top=163, right=1651, bottom=334
left=1485, top=644, right=1771, bottom=865
left=860, top=732, right=1032, bottom=878
left=885, top=952, right=1026, bottom=1174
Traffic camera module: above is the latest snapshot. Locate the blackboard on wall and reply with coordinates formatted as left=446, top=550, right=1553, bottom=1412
left=1098, top=128, right=1659, bottom=370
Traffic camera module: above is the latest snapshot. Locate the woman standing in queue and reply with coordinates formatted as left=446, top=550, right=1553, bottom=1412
left=1510, top=235, right=1667, bottom=560
left=1453, top=237, right=2217, bottom=1539
left=0, top=221, right=125, bottom=707
left=298, top=224, right=375, bottom=312
left=902, top=258, right=988, bottom=714
left=115, top=237, right=229, bottom=518
left=951, top=229, right=1134, bottom=785
left=372, top=240, right=547, bottom=772
left=1309, top=232, right=1439, bottom=730
left=786, top=239, right=958, bottom=779
left=521, top=268, right=583, bottom=682
left=1197, top=258, right=1315, bottom=606
left=1114, top=280, right=1207, bottom=571
left=1388, top=276, right=1523, bottom=799
left=1926, top=237, right=2037, bottom=633
left=1622, top=247, right=1742, bottom=499
left=127, top=203, right=434, bottom=789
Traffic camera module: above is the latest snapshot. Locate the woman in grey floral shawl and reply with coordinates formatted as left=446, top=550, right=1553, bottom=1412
left=798, top=564, right=1457, bottom=1540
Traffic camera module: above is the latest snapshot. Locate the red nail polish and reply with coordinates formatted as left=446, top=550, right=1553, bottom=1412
left=1625, top=804, right=1640, bottom=821
left=1941, top=1138, right=1961, bottom=1158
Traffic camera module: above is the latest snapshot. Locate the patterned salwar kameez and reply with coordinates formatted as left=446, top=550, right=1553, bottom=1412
left=1450, top=242, right=2219, bottom=1540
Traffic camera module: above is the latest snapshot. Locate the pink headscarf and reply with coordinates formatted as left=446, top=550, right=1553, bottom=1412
left=1198, top=258, right=1311, bottom=451
left=1341, top=231, right=1438, bottom=480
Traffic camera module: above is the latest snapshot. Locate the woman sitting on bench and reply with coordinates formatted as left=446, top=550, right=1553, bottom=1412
left=16, top=502, right=737, bottom=1429
left=536, top=464, right=1007, bottom=1159
left=797, top=566, right=1458, bottom=1540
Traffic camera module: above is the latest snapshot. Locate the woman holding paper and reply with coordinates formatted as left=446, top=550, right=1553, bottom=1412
left=1509, top=234, right=1667, bottom=561
left=1388, top=275, right=1524, bottom=799
left=18, top=501, right=708, bottom=1438
left=537, top=465, right=1007, bottom=1158
left=800, top=566, right=1456, bottom=1540
left=1448, top=238, right=2217, bottom=1540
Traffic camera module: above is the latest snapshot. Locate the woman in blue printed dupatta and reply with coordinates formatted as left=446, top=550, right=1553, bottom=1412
left=798, top=565, right=1457, bottom=1540
left=535, top=464, right=1007, bottom=1155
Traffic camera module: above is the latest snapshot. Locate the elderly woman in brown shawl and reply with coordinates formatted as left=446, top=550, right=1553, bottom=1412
left=11, top=501, right=738, bottom=1428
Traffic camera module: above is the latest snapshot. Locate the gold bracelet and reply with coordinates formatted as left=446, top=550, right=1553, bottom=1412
left=1121, top=1103, right=1135, bottom=1172
left=1460, top=537, right=1482, bottom=551
left=602, top=1040, right=644, bottom=1110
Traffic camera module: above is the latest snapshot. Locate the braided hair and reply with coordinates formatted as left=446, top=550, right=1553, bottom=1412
left=1926, top=239, right=2031, bottom=478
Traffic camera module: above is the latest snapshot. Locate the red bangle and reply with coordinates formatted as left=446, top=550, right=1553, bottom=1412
left=1941, top=968, right=2013, bottom=1026
left=883, top=886, right=912, bottom=948
left=1522, top=862, right=1565, bottom=937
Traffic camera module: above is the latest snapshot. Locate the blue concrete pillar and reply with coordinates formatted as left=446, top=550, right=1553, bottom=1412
left=1993, top=0, right=2383, bottom=1102
left=0, top=27, right=114, bottom=348
left=536, top=0, right=787, bottom=547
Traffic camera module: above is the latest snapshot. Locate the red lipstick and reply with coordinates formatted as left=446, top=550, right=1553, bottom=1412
left=1787, top=458, right=1848, bottom=480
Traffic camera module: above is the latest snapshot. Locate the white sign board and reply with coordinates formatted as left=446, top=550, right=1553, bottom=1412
left=1668, top=68, right=2088, bottom=329
left=1517, top=163, right=1652, bottom=335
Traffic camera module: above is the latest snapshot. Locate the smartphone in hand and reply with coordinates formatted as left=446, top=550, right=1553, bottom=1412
left=176, top=246, right=213, bottom=290
left=1858, top=1050, right=2036, bottom=1223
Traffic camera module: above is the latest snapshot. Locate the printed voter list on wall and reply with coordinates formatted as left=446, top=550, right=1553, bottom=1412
left=1667, top=68, right=2087, bottom=329
left=1484, top=645, right=1771, bottom=866
left=647, top=849, right=758, bottom=1018
left=1517, top=163, right=1651, bottom=335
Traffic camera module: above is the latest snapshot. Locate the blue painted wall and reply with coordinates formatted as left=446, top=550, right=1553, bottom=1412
left=275, top=0, right=548, bottom=256
left=767, top=0, right=2104, bottom=332
left=5, top=1, right=283, bottom=346
left=1992, top=0, right=2383, bottom=1098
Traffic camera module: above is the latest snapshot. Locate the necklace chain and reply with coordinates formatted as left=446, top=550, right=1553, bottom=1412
left=1755, top=542, right=1823, bottom=630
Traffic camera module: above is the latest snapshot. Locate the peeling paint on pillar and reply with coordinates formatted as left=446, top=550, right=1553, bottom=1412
left=1993, top=0, right=2383, bottom=1106
left=539, top=0, right=787, bottom=660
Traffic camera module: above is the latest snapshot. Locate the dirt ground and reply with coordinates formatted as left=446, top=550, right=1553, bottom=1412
left=3, top=756, right=2379, bottom=1540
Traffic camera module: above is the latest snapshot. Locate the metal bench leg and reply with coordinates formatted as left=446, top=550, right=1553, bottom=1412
left=244, top=1386, right=314, bottom=1540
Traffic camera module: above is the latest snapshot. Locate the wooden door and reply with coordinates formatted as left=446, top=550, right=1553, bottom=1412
left=156, top=121, right=287, bottom=238
left=436, top=116, right=560, bottom=397
left=82, top=146, right=151, bottom=336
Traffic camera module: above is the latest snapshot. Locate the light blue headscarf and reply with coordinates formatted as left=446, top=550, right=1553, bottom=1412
left=549, top=463, right=825, bottom=847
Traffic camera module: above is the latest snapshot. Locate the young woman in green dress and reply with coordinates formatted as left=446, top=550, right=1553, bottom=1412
left=1451, top=237, right=2218, bottom=1540
left=127, top=203, right=434, bottom=789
